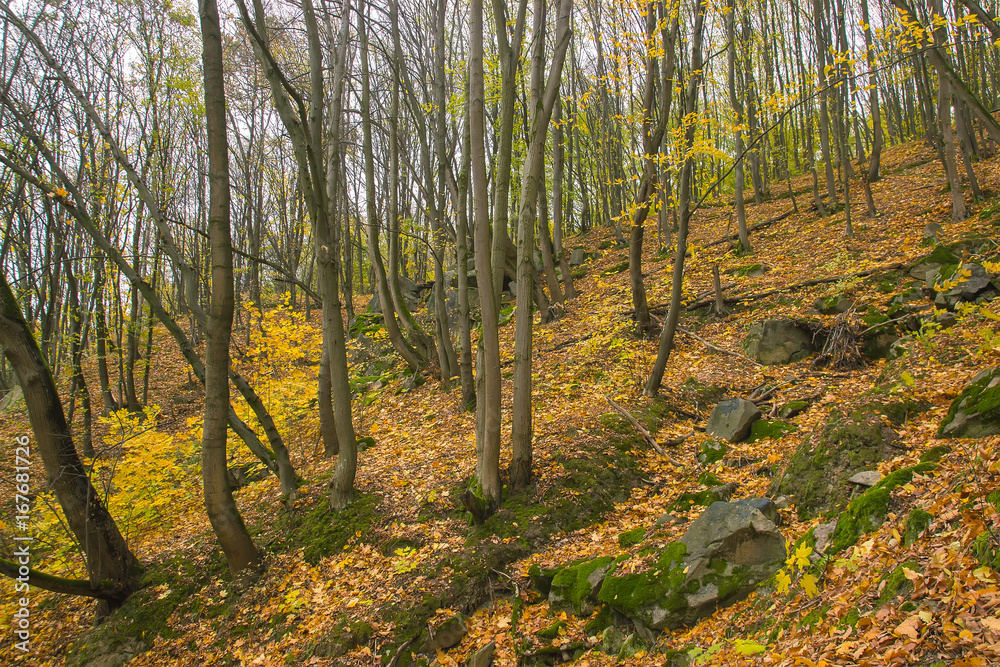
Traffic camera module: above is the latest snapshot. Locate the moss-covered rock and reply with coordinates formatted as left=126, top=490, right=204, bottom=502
left=904, top=508, right=933, bottom=546
left=770, top=407, right=899, bottom=520
left=875, top=563, right=919, bottom=607
left=597, top=542, right=689, bottom=629
left=698, top=439, right=728, bottom=465
left=696, top=470, right=721, bottom=486
left=548, top=555, right=617, bottom=617
left=829, top=463, right=937, bottom=554
left=746, top=419, right=797, bottom=443
left=618, top=527, right=647, bottom=548
left=875, top=397, right=931, bottom=426
left=583, top=605, right=613, bottom=637
left=598, top=501, right=785, bottom=630
left=778, top=400, right=810, bottom=419
left=939, top=367, right=1000, bottom=438
left=742, top=319, right=815, bottom=365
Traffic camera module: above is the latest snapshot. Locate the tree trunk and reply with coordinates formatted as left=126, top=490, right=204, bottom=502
left=0, top=271, right=142, bottom=614
left=510, top=0, right=572, bottom=491
left=645, top=0, right=706, bottom=397
left=469, top=0, right=502, bottom=514
left=199, top=0, right=261, bottom=585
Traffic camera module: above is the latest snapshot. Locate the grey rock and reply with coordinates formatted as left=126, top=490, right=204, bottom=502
left=935, top=311, right=958, bottom=329
left=422, top=614, right=467, bottom=653
left=705, top=398, right=761, bottom=443
left=570, top=248, right=587, bottom=266
left=924, top=222, right=943, bottom=239
left=813, top=295, right=854, bottom=315
left=598, top=627, right=626, bottom=655
left=733, top=497, right=780, bottom=525
left=813, top=520, right=838, bottom=556
left=775, top=495, right=791, bottom=510
left=368, top=276, right=423, bottom=314
left=466, top=641, right=495, bottom=667
left=940, top=367, right=1000, bottom=438
left=929, top=263, right=993, bottom=310
left=847, top=470, right=883, bottom=487
left=742, top=319, right=815, bottom=365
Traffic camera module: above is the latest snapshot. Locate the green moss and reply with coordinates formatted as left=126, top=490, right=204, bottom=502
left=598, top=542, right=688, bottom=627
left=875, top=562, right=918, bottom=607
left=618, top=527, right=647, bottom=548
left=598, top=412, right=633, bottom=435
left=698, top=439, right=728, bottom=465
left=672, top=489, right=724, bottom=512
left=682, top=377, right=728, bottom=405
left=600, top=260, right=630, bottom=276
left=829, top=463, right=937, bottom=554
left=536, top=620, right=564, bottom=640
left=973, top=531, right=1000, bottom=571
left=800, top=604, right=831, bottom=630
left=583, top=606, right=613, bottom=636
left=549, top=556, right=616, bottom=616
left=922, top=244, right=961, bottom=267
left=838, top=606, right=861, bottom=629
left=778, top=400, right=809, bottom=419
left=64, top=553, right=232, bottom=666
left=772, top=408, right=897, bottom=520
left=283, top=493, right=381, bottom=565
left=919, top=445, right=952, bottom=463
left=904, top=508, right=933, bottom=546
left=876, top=398, right=931, bottom=426
left=697, top=471, right=721, bottom=486
left=939, top=368, right=1000, bottom=437
left=747, top=419, right=797, bottom=443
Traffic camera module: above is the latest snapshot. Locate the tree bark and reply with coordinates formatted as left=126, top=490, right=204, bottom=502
left=0, top=272, right=142, bottom=612
left=199, top=0, right=261, bottom=585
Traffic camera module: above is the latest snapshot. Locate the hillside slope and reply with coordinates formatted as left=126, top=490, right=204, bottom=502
left=1, top=138, right=999, bottom=666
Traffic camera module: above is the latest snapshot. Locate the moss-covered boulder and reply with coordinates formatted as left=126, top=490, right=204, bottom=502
left=747, top=419, right=797, bottom=443
left=828, top=462, right=937, bottom=554
left=908, top=244, right=959, bottom=282
left=597, top=501, right=785, bottom=630
left=742, top=319, right=815, bottom=365
left=697, top=439, right=729, bottom=465
left=548, top=556, right=617, bottom=617
left=770, top=407, right=899, bottom=520
left=939, top=368, right=1000, bottom=438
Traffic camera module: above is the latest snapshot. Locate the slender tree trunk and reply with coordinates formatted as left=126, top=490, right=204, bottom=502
left=645, top=0, right=706, bottom=397
left=199, top=0, right=260, bottom=585
left=510, top=0, right=572, bottom=491
left=469, top=0, right=502, bottom=514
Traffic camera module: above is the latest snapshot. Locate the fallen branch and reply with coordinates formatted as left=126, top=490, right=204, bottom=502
left=0, top=558, right=125, bottom=601
left=701, top=209, right=794, bottom=248
left=687, top=262, right=906, bottom=311
left=678, top=327, right=762, bottom=366
left=604, top=396, right=668, bottom=457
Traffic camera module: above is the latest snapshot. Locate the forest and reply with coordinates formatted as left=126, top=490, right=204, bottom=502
left=1, top=0, right=1000, bottom=664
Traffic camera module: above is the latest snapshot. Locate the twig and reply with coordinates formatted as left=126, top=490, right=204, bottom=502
left=604, top=396, right=668, bottom=457
left=677, top=327, right=762, bottom=367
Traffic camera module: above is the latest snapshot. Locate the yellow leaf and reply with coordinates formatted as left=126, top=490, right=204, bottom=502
left=801, top=573, right=819, bottom=598
left=775, top=569, right=791, bottom=594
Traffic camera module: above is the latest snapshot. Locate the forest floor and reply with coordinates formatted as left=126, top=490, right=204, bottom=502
left=2, top=138, right=1000, bottom=666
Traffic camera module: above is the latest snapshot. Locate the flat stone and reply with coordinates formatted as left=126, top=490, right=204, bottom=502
left=466, top=641, right=495, bottom=667
left=705, top=398, right=761, bottom=443
left=847, top=470, right=883, bottom=487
